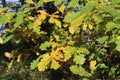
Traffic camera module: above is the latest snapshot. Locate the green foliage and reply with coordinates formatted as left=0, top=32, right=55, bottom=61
left=0, top=0, right=120, bottom=79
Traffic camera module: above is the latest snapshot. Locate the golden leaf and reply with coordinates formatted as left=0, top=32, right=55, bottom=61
left=50, top=59, right=60, bottom=70
left=90, top=60, right=96, bottom=70
left=49, top=17, right=61, bottom=28
left=26, top=0, right=34, bottom=4
left=43, top=0, right=53, bottom=3
left=38, top=60, right=46, bottom=71
left=69, top=13, right=87, bottom=34
left=38, top=54, right=51, bottom=71
left=17, top=54, right=22, bottom=62
left=88, top=23, right=93, bottom=30
left=51, top=42, right=57, bottom=49
left=28, top=16, right=34, bottom=21
left=59, top=5, right=66, bottom=14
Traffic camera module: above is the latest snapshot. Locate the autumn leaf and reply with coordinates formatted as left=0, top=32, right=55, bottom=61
left=69, top=13, right=87, bottom=34
left=90, top=60, right=96, bottom=70
left=38, top=54, right=51, bottom=71
left=49, top=17, right=61, bottom=28
left=0, top=37, right=3, bottom=44
left=50, top=59, right=60, bottom=70
left=17, top=54, right=22, bottom=62
left=43, top=0, right=53, bottom=3
left=26, top=0, right=34, bottom=4
left=88, top=23, right=93, bottom=30
left=59, top=4, right=66, bottom=14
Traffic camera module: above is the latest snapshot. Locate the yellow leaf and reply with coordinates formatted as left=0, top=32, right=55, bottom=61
left=88, top=23, right=93, bottom=30
left=59, top=5, right=66, bottom=14
left=50, top=59, right=60, bottom=70
left=117, top=36, right=120, bottom=40
left=38, top=54, right=51, bottom=71
left=49, top=17, right=61, bottom=28
left=43, top=0, right=53, bottom=3
left=26, top=0, right=34, bottom=4
left=50, top=47, right=64, bottom=61
left=35, top=10, right=48, bottom=25
left=38, top=60, right=46, bottom=71
left=17, top=54, right=22, bottom=62
left=69, top=13, right=87, bottom=34
left=0, top=37, right=3, bottom=44
left=90, top=60, right=96, bottom=70
left=51, top=42, right=57, bottom=48
left=28, top=16, right=34, bottom=21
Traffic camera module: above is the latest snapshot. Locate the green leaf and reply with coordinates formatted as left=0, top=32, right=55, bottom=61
left=99, top=5, right=119, bottom=17
left=67, top=0, right=79, bottom=8
left=2, top=33, right=13, bottom=43
left=70, top=65, right=90, bottom=77
left=54, top=0, right=65, bottom=5
left=30, top=56, right=41, bottom=70
left=73, top=54, right=86, bottom=65
left=27, top=22, right=34, bottom=29
left=70, top=65, right=80, bottom=74
left=14, top=11, right=25, bottom=27
left=51, top=59, right=60, bottom=70
left=39, top=41, right=51, bottom=51
left=97, top=63, right=108, bottom=69
left=115, top=40, right=120, bottom=51
left=77, top=47, right=89, bottom=55
left=0, top=12, right=15, bottom=24
left=105, top=22, right=119, bottom=31
left=64, top=1, right=96, bottom=34
left=64, top=1, right=96, bottom=23
left=64, top=47, right=75, bottom=60
left=97, top=36, right=108, bottom=44
left=0, top=7, right=8, bottom=13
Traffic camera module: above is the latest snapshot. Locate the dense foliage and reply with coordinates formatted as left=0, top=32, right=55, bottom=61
left=0, top=0, right=120, bottom=79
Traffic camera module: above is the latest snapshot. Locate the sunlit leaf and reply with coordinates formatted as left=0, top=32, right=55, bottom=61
left=43, top=0, right=53, bottom=3
left=90, top=60, right=96, bottom=70
left=4, top=52, right=11, bottom=58
left=67, top=0, right=79, bottom=8
left=30, top=56, right=41, bottom=70
left=88, top=23, right=93, bottom=30
left=54, top=0, right=65, bottom=5
left=39, top=41, right=51, bottom=51
left=0, top=37, right=3, bottom=44
left=2, top=33, right=13, bottom=43
left=49, top=17, right=61, bottom=28
left=0, top=13, right=15, bottom=24
left=73, top=54, right=86, bottom=65
left=70, top=65, right=79, bottom=74
left=70, top=65, right=90, bottom=77
left=38, top=54, right=51, bottom=71
left=14, top=11, right=25, bottom=27
left=0, top=7, right=8, bottom=13
left=17, top=54, right=22, bottom=62
left=50, top=59, right=60, bottom=70
left=59, top=4, right=66, bottom=14
left=69, top=13, right=86, bottom=34
left=26, top=0, right=34, bottom=4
